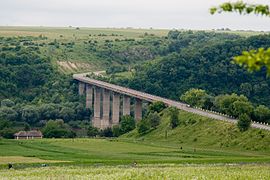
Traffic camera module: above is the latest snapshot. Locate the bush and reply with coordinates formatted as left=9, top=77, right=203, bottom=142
left=87, top=125, right=99, bottom=137
left=169, top=107, right=179, bottom=128
left=119, top=115, right=136, bottom=134
left=100, top=127, right=113, bottom=137
left=147, top=112, right=161, bottom=129
left=0, top=128, right=17, bottom=139
left=42, top=119, right=76, bottom=138
left=137, top=120, right=151, bottom=135
left=237, top=113, right=251, bottom=132
left=112, top=125, right=121, bottom=137
left=148, top=101, right=166, bottom=114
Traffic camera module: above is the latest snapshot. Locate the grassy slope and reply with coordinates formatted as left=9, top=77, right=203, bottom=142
left=0, top=110, right=269, bottom=167
left=123, top=109, right=270, bottom=155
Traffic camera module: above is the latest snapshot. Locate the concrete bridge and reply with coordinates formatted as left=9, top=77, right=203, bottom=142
left=73, top=73, right=270, bottom=131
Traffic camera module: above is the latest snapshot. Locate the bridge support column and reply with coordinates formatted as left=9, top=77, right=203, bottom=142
left=123, top=95, right=130, bottom=116
left=93, top=87, right=101, bottom=128
left=86, top=84, right=93, bottom=109
left=78, top=82, right=85, bottom=95
left=101, top=89, right=110, bottom=129
left=112, top=92, right=120, bottom=126
left=135, top=98, right=142, bottom=121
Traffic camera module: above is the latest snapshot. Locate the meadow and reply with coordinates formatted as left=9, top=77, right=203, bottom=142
left=1, top=164, right=269, bottom=179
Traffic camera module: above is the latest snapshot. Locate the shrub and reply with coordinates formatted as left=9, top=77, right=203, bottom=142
left=100, top=128, right=113, bottom=137
left=137, top=120, right=151, bottom=135
left=237, top=113, right=251, bottom=132
left=147, top=112, right=161, bottom=129
left=0, top=128, right=17, bottom=139
left=42, top=119, right=76, bottom=138
left=119, top=115, right=136, bottom=134
left=87, top=125, right=99, bottom=137
left=169, top=107, right=179, bottom=128
left=112, top=125, right=121, bottom=137
left=148, top=101, right=166, bottom=114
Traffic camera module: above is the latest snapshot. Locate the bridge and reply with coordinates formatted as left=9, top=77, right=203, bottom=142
left=73, top=73, right=270, bottom=131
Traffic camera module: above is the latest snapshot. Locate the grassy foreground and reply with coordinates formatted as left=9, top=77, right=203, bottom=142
left=1, top=164, right=269, bottom=179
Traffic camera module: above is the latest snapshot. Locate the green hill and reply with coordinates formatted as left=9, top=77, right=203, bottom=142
left=123, top=109, right=270, bottom=153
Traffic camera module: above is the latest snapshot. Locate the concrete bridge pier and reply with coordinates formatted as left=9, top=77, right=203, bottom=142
left=78, top=82, right=85, bottom=95
left=93, top=87, right=101, bottom=128
left=101, top=89, right=110, bottom=129
left=112, top=92, right=120, bottom=126
left=86, top=84, right=93, bottom=109
left=135, top=98, right=142, bottom=121
left=123, top=95, right=131, bottom=116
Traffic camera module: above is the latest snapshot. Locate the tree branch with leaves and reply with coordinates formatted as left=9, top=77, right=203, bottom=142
left=210, top=1, right=270, bottom=76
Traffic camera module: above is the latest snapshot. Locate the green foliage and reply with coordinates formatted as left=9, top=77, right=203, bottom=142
left=210, top=1, right=270, bottom=16
left=119, top=115, right=136, bottom=135
left=210, top=2, right=270, bottom=76
left=148, top=101, right=167, bottom=114
left=137, top=112, right=161, bottom=135
left=0, top=119, right=11, bottom=130
left=147, top=112, right=161, bottom=129
left=1, top=99, right=15, bottom=107
left=169, top=107, right=179, bottom=128
left=87, top=125, right=99, bottom=137
left=42, top=119, right=76, bottom=138
left=0, top=107, right=18, bottom=122
left=231, top=100, right=254, bottom=117
left=112, top=125, right=121, bottom=137
left=233, top=48, right=270, bottom=76
left=237, top=113, right=251, bottom=132
left=180, top=89, right=209, bottom=108
left=121, top=32, right=270, bottom=106
left=0, top=128, right=16, bottom=139
left=137, top=120, right=151, bottom=135
left=100, top=128, right=113, bottom=137
left=253, top=105, right=270, bottom=124
left=21, top=105, right=40, bottom=124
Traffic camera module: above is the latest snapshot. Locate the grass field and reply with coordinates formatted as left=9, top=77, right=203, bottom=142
left=1, top=164, right=269, bottom=179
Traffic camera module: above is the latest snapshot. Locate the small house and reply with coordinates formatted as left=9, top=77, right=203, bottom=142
left=14, top=130, right=43, bottom=140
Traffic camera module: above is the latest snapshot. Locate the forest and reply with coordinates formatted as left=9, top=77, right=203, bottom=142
left=1, top=30, right=270, bottom=138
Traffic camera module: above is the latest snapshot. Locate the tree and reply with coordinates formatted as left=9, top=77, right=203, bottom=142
left=237, top=113, right=251, bottom=131
left=147, top=112, right=161, bottom=129
left=112, top=125, right=121, bottom=137
left=100, top=127, right=113, bottom=137
left=253, top=105, right=270, bottom=123
left=0, top=128, right=17, bottom=139
left=1, top=99, right=15, bottom=107
left=169, top=107, right=179, bottom=128
left=137, top=120, right=151, bottom=135
left=119, top=115, right=136, bottom=134
left=42, top=119, right=76, bottom=138
left=148, top=101, right=166, bottom=114
left=214, top=93, right=249, bottom=115
left=210, top=1, right=270, bottom=76
left=231, top=100, right=254, bottom=117
left=21, top=105, right=40, bottom=125
left=87, top=125, right=99, bottom=137
left=0, top=107, right=18, bottom=122
left=180, top=88, right=208, bottom=108
left=59, top=106, right=75, bottom=122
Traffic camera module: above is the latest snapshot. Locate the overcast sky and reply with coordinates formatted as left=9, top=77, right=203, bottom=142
left=0, top=0, right=269, bottom=30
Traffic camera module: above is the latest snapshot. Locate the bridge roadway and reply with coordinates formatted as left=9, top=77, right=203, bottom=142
left=73, top=73, right=270, bottom=131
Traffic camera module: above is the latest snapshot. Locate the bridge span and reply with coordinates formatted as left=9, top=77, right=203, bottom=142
left=73, top=73, right=270, bottom=131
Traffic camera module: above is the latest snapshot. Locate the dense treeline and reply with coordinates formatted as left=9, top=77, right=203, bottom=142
left=0, top=37, right=90, bottom=138
left=114, top=31, right=270, bottom=107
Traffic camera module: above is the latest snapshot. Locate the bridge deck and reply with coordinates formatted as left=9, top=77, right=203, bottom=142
left=73, top=73, right=270, bottom=131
